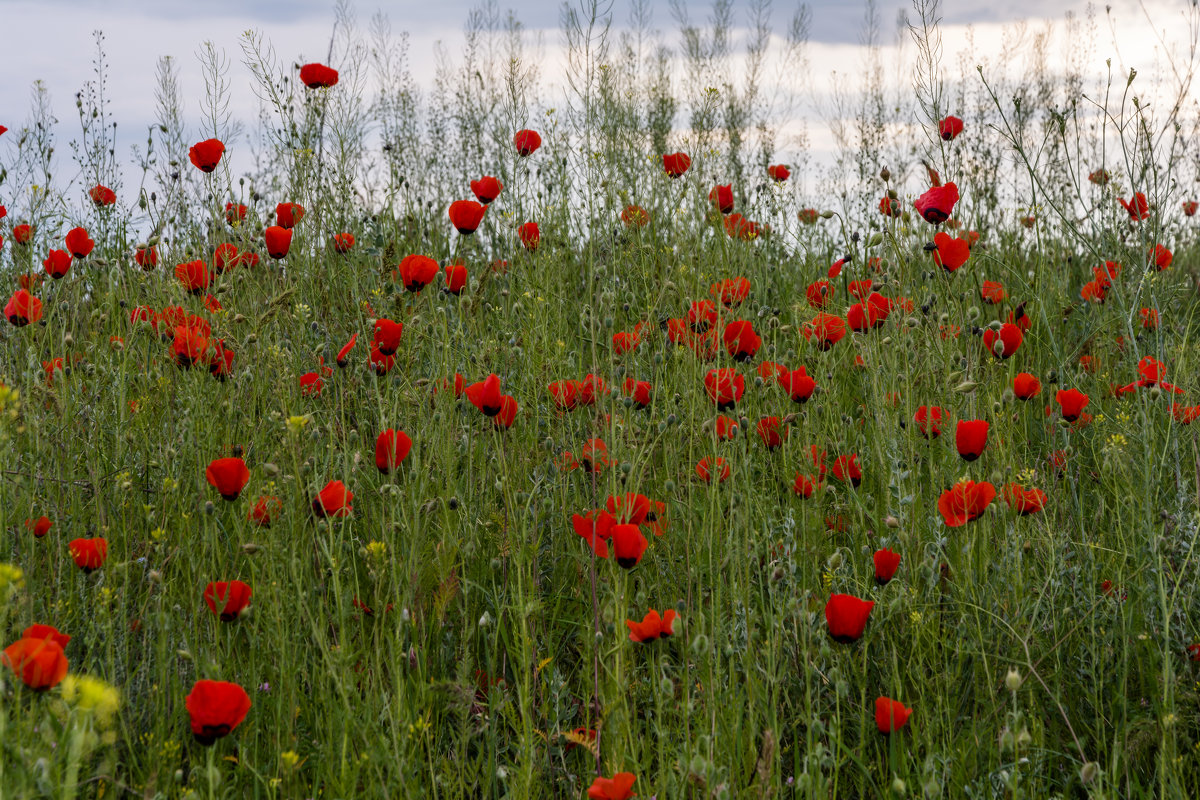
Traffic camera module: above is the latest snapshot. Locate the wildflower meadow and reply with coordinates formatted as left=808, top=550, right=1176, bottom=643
left=2, top=0, right=1200, bottom=797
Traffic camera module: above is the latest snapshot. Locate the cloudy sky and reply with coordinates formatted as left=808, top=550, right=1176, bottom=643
left=0, top=0, right=1193, bottom=180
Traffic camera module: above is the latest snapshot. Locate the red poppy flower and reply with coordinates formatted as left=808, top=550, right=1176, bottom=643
left=913, top=182, right=959, bottom=224
left=313, top=480, right=353, bottom=518
left=955, top=419, right=988, bottom=461
left=831, top=453, right=861, bottom=486
left=805, top=280, right=835, bottom=309
left=662, top=151, right=691, bottom=178
left=1150, top=244, right=1172, bottom=270
left=466, top=374, right=504, bottom=416
left=704, top=368, right=745, bottom=410
left=172, top=325, right=210, bottom=367
left=175, top=259, right=210, bottom=293
left=756, top=416, right=786, bottom=449
left=767, top=164, right=790, bottom=181
left=611, top=524, right=648, bottom=568
left=23, top=624, right=70, bottom=648
left=332, top=232, right=355, bottom=253
left=276, top=202, right=305, bottom=229
left=248, top=495, right=282, bottom=526
left=5, top=289, right=43, bottom=327
left=779, top=367, right=817, bottom=403
left=1139, top=308, right=1159, bottom=330
left=493, top=395, right=518, bottom=429
left=1055, top=388, right=1090, bottom=422
left=264, top=226, right=292, bottom=259
left=709, top=184, right=733, bottom=214
left=64, top=227, right=94, bottom=259
left=1184, top=200, right=1198, bottom=217
left=1088, top=169, right=1110, bottom=185
left=25, top=515, right=52, bottom=538
left=189, top=138, right=225, bottom=172
left=572, top=509, right=616, bottom=557
left=208, top=339, right=234, bottom=380
left=687, top=299, right=717, bottom=332
left=980, top=280, right=1006, bottom=304
left=914, top=405, right=949, bottom=438
left=444, top=263, right=467, bottom=295
left=696, top=456, right=731, bottom=484
left=203, top=580, right=252, bottom=621
left=621, top=204, right=650, bottom=227
left=626, top=609, right=678, bottom=643
left=518, top=221, right=540, bottom=250
left=937, top=480, right=996, bottom=526
left=932, top=231, right=970, bottom=271
left=873, top=548, right=901, bottom=584
left=587, top=772, right=636, bottom=800
left=983, top=323, right=1023, bottom=359
left=372, top=318, right=404, bottom=356
left=397, top=254, right=439, bottom=292
left=89, top=184, right=117, bottom=206
left=792, top=472, right=819, bottom=498
left=299, top=62, right=339, bottom=88
left=42, top=249, right=71, bottom=280
left=879, top=195, right=902, bottom=217
left=1172, top=404, right=1200, bottom=424
left=135, top=245, right=158, bottom=269
left=548, top=380, right=580, bottom=411
left=722, top=320, right=761, bottom=361
left=825, top=593, right=874, bottom=643
left=622, top=378, right=652, bottom=409
left=798, top=208, right=819, bottom=224
left=513, top=129, right=541, bottom=156
left=714, top=415, right=739, bottom=440
left=225, top=202, right=248, bottom=223
left=449, top=200, right=486, bottom=234
left=1003, top=484, right=1046, bottom=515
left=206, top=457, right=250, bottom=500
left=470, top=175, right=503, bottom=204
left=612, top=324, right=644, bottom=355
left=875, top=697, right=912, bottom=733
left=3, top=637, right=68, bottom=691
left=69, top=537, right=109, bottom=572
left=1188, top=643, right=1200, bottom=661
left=802, top=313, right=847, bottom=350
left=186, top=680, right=251, bottom=745
left=938, top=115, right=964, bottom=140
left=373, top=429, right=413, bottom=474
left=710, top=277, right=750, bottom=307
left=299, top=371, right=324, bottom=395
left=211, top=243, right=238, bottom=273
left=12, top=224, right=33, bottom=245
left=1119, top=192, right=1149, bottom=220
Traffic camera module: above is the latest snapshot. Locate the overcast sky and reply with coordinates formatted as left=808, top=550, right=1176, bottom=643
left=0, top=0, right=1192, bottom=188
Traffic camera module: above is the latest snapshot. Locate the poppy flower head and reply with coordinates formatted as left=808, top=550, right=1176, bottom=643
left=374, top=429, right=413, bottom=474
left=1184, top=200, right=1198, bottom=217
left=939, top=115, right=964, bottom=140
left=622, top=378, right=652, bottom=409
left=621, top=204, right=650, bottom=227
left=470, top=175, right=504, bottom=204
left=914, top=405, right=949, bottom=438
left=513, top=129, right=542, bottom=156
left=1119, top=192, right=1150, bottom=221
left=23, top=624, right=70, bottom=649
left=825, top=593, right=874, bottom=643
left=276, top=202, right=305, bottom=229
left=493, top=395, right=519, bottom=429
left=444, top=262, right=468, bottom=295
left=913, top=182, right=960, bottom=224
left=1088, top=169, right=1110, bottom=185
left=873, top=548, right=901, bottom=585
left=448, top=200, right=486, bottom=234
left=792, top=472, right=819, bottom=498
left=68, top=537, right=109, bottom=572
left=264, top=226, right=292, bottom=259
left=185, top=680, right=251, bottom=745
left=225, top=202, right=248, bottom=224
left=932, top=231, right=971, bottom=271
left=954, top=419, right=989, bottom=461
left=767, top=164, right=790, bottom=181
left=518, top=221, right=540, bottom=250
left=175, top=259, right=210, bottom=294
left=625, top=609, right=678, bottom=643
left=332, top=232, right=355, bottom=253
left=203, top=580, right=252, bottom=621
left=802, top=313, right=847, bottom=350
left=135, top=245, right=158, bottom=269
left=710, top=277, right=751, bottom=307
left=188, top=138, right=226, bottom=172
left=704, top=368, right=745, bottom=410
left=662, top=151, right=691, bottom=178
left=937, top=480, right=996, bottom=526
left=611, top=524, right=649, bottom=569
left=397, top=254, right=439, bottom=292
left=3, top=637, right=69, bottom=691
left=1055, top=388, right=1090, bottom=422
left=43, top=249, right=72, bottom=280
left=1003, top=484, right=1046, bottom=515
left=587, top=772, right=637, bottom=800
left=831, top=453, right=861, bottom=487
left=65, top=227, right=95, bottom=259
left=756, top=416, right=787, bottom=449
left=248, top=495, right=282, bottom=527
left=1150, top=244, right=1172, bottom=271
left=372, top=318, right=404, bottom=356
left=875, top=696, right=913, bottom=733
left=466, top=374, right=504, bottom=416
left=696, top=456, right=731, bottom=484
left=709, top=184, right=734, bottom=214
left=312, top=480, right=354, bottom=518
left=722, top=320, right=761, bottom=361
left=12, top=224, right=34, bottom=245
left=5, top=289, right=44, bottom=327
left=781, top=367, right=817, bottom=403
left=299, top=62, right=339, bottom=88
left=982, top=323, right=1023, bottom=359
left=206, top=457, right=250, bottom=501
left=89, top=184, right=117, bottom=206
left=25, top=516, right=52, bottom=538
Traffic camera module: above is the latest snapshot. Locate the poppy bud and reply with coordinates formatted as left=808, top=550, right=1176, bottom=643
left=879, top=168, right=891, bottom=182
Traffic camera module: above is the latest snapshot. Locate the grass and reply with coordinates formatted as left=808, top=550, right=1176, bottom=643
left=2, top=0, right=1200, bottom=798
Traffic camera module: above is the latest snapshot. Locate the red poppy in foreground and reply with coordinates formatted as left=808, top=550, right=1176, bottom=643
left=264, top=226, right=292, bottom=259
left=1055, top=388, right=1090, bottom=422
left=709, top=184, right=733, bottom=214
left=983, top=323, right=1023, bottom=359
left=704, top=368, right=745, bottom=410
left=186, top=680, right=251, bottom=745
left=493, top=395, right=518, bottom=429
left=397, top=254, right=439, bottom=292
left=938, top=480, right=996, bottom=527
left=1119, top=192, right=1149, bottom=221
left=587, top=772, right=636, bottom=800
left=1150, top=244, right=1172, bottom=271
left=466, top=374, right=503, bottom=416
left=825, top=593, right=874, bottom=643
left=767, top=164, right=790, bottom=181
left=874, top=548, right=901, bottom=584
left=875, top=696, right=912, bottom=733
left=206, top=457, right=250, bottom=500
left=43, top=249, right=72, bottom=279
left=1013, top=373, right=1041, bottom=399
left=913, top=182, right=959, bottom=224
left=513, top=129, right=541, bottom=156
left=89, top=184, right=117, bottom=206
left=711, top=276, right=751, bottom=307
left=802, top=313, right=847, bottom=350
left=135, top=245, right=158, bottom=269
left=3, top=637, right=68, bottom=691
left=932, top=231, right=970, bottom=271
left=938, top=115, right=964, bottom=140
left=449, top=200, right=486, bottom=234
left=626, top=609, right=678, bottom=642
left=471, top=175, right=503, bottom=204
left=722, top=320, right=761, bottom=361
left=5, top=289, right=43, bottom=326
left=611, top=524, right=648, bottom=569
left=65, top=227, right=94, bottom=259
left=313, top=480, right=354, bottom=518
left=69, top=537, right=109, bottom=572
left=12, top=224, right=33, bottom=244
left=518, top=221, right=540, bottom=250
left=662, top=151, right=691, bottom=178
left=189, top=138, right=225, bottom=172
left=299, top=62, right=339, bottom=88
left=375, top=429, right=413, bottom=473
left=955, top=419, right=989, bottom=461
left=203, top=580, right=252, bottom=621
left=276, top=202, right=305, bottom=229
left=175, top=259, right=210, bottom=293
left=373, top=318, right=404, bottom=355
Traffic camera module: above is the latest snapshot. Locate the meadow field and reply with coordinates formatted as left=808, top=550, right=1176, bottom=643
left=2, top=0, right=1200, bottom=797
